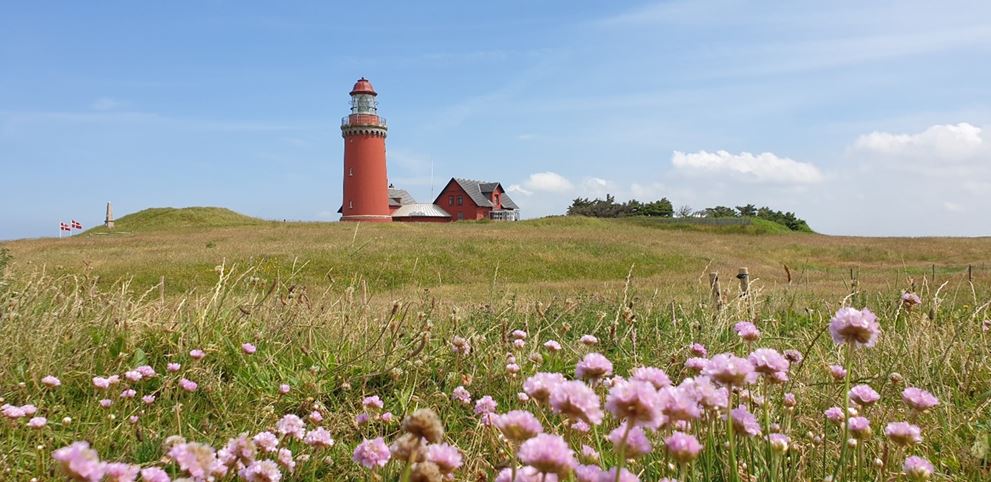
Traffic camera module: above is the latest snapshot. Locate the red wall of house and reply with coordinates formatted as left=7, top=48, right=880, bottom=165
left=435, top=182, right=490, bottom=221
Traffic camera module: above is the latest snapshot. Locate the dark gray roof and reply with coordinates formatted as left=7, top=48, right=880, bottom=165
left=388, top=188, right=417, bottom=206
left=453, top=178, right=518, bottom=211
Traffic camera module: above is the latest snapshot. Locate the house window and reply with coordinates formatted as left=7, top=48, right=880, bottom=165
left=457, top=212, right=464, bottom=220
left=448, top=195, right=454, bottom=206
left=457, top=195, right=463, bottom=206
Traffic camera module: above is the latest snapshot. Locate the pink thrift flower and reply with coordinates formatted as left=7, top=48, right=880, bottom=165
left=426, top=443, right=463, bottom=475
left=506, top=362, right=521, bottom=374
left=494, top=410, right=543, bottom=442
left=20, top=404, right=37, bottom=416
left=748, top=348, right=790, bottom=381
left=608, top=424, right=652, bottom=458
left=679, top=376, right=728, bottom=410
left=901, top=291, right=922, bottom=308
left=829, top=307, right=881, bottom=347
left=179, top=378, right=198, bottom=392
left=734, top=321, right=761, bottom=341
left=452, top=385, right=472, bottom=405
left=903, top=456, right=934, bottom=480
left=575, top=352, right=613, bottom=381
left=579, top=334, right=598, bottom=346
left=189, top=349, right=205, bottom=360
left=902, top=387, right=939, bottom=412
left=53, top=441, right=106, bottom=481
left=353, top=437, right=391, bottom=469
left=304, top=427, right=335, bottom=448
left=512, top=329, right=528, bottom=339
left=824, top=407, right=844, bottom=423
left=362, top=395, right=384, bottom=411
left=768, top=433, right=790, bottom=453
left=241, top=343, right=256, bottom=354
left=474, top=395, right=497, bottom=415
left=125, top=370, right=143, bottom=382
left=169, top=442, right=227, bottom=480
left=685, top=357, right=709, bottom=372
left=512, top=339, right=526, bottom=349
left=93, top=376, right=112, bottom=389
left=142, top=395, right=156, bottom=405
left=543, top=340, right=562, bottom=352
left=136, top=365, right=156, bottom=378
left=103, top=462, right=140, bottom=482
left=849, top=384, right=881, bottom=406
left=848, top=416, right=872, bottom=439
left=606, top=380, right=664, bottom=428
left=730, top=405, right=761, bottom=437
left=100, top=399, right=113, bottom=408
left=278, top=384, right=290, bottom=394
left=120, top=389, right=137, bottom=399
left=451, top=336, right=472, bottom=355
left=523, top=372, right=566, bottom=404
left=518, top=392, right=530, bottom=402
left=2, top=404, right=26, bottom=419
left=829, top=364, right=847, bottom=380
left=703, top=353, right=756, bottom=387
left=239, top=460, right=281, bottom=482
left=630, top=366, right=671, bottom=389
left=167, top=362, right=181, bottom=372
left=140, top=467, right=170, bottom=482
left=277, top=448, right=295, bottom=473
left=783, top=349, right=803, bottom=364
left=549, top=380, right=604, bottom=425
left=690, top=342, right=707, bottom=357
left=381, top=411, right=394, bottom=423
left=665, top=431, right=702, bottom=463
left=783, top=392, right=797, bottom=408
left=309, top=410, right=323, bottom=423
left=275, top=414, right=306, bottom=440
left=658, top=386, right=701, bottom=423
left=42, top=375, right=61, bottom=387
left=253, top=431, right=279, bottom=452
left=600, top=467, right=640, bottom=482
left=129, top=415, right=140, bottom=424
left=354, top=413, right=370, bottom=426
left=27, top=416, right=47, bottom=428
left=517, top=433, right=577, bottom=477
left=885, top=421, right=922, bottom=446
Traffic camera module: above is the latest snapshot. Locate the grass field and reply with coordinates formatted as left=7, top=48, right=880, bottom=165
left=1, top=209, right=990, bottom=480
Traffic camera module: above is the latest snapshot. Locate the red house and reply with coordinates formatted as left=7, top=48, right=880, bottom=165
left=433, top=178, right=520, bottom=221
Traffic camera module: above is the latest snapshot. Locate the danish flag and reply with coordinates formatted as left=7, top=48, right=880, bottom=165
left=60, top=222, right=71, bottom=231
left=71, top=220, right=83, bottom=230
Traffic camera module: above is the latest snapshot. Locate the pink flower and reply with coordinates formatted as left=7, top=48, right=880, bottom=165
left=549, top=380, right=603, bottom=425
left=353, top=437, right=391, bottom=469
left=580, top=445, right=599, bottom=462
left=730, top=405, right=761, bottom=437
left=494, top=410, right=543, bottom=442
left=2, top=404, right=26, bottom=419
left=20, top=404, right=37, bottom=416
left=426, top=443, right=463, bottom=475
left=543, top=340, right=562, bottom=352
left=783, top=349, right=803, bottom=364
left=103, top=462, right=140, bottom=482
left=630, top=366, right=671, bottom=389
left=829, top=364, right=847, bottom=380
left=903, top=456, right=934, bottom=480
left=703, top=353, right=756, bottom=387
left=93, top=376, right=112, bottom=389
left=276, top=448, right=295, bottom=473
left=142, top=395, right=156, bottom=405
left=829, top=307, right=881, bottom=347
left=518, top=434, right=577, bottom=477
left=690, top=343, right=707, bottom=357
left=136, top=365, right=156, bottom=378
left=125, top=370, right=143, bottom=382
left=512, top=329, right=528, bottom=340
left=239, top=460, right=281, bottom=482
left=513, top=339, right=526, bottom=349
left=664, top=431, right=702, bottom=463
left=605, top=380, right=663, bottom=428
left=278, top=384, right=290, bottom=394
left=451, top=336, right=472, bottom=355
left=748, top=348, right=790, bottom=381
left=475, top=395, right=498, bottom=415
left=189, top=349, right=205, bottom=360
left=768, top=433, right=790, bottom=453
left=824, top=407, right=844, bottom=423
left=381, top=412, right=394, bottom=423
left=253, top=432, right=279, bottom=452
left=783, top=393, right=796, bottom=408
left=734, top=321, right=761, bottom=341
left=848, top=416, right=872, bottom=439
left=685, top=357, right=709, bottom=372
left=902, top=387, right=939, bottom=412
left=241, top=343, right=257, bottom=354
left=901, top=291, right=922, bottom=307
left=355, top=413, right=370, bottom=426
left=885, top=421, right=922, bottom=446
left=304, top=427, right=334, bottom=448
left=140, top=467, right=170, bottom=482
left=99, top=399, right=113, bottom=408
left=42, top=375, right=61, bottom=387
left=308, top=411, right=323, bottom=423
left=452, top=386, right=472, bottom=405
left=120, top=389, right=136, bottom=399
left=575, top=352, right=613, bottom=381
left=167, top=363, right=181, bottom=372
left=506, top=363, right=521, bottom=375
left=579, top=334, right=598, bottom=346
left=599, top=467, right=640, bottom=482
left=849, top=384, right=880, bottom=406
left=129, top=415, right=140, bottom=424
left=179, top=378, right=198, bottom=392
left=169, top=442, right=227, bottom=480
left=658, top=386, right=700, bottom=423
left=275, top=414, right=306, bottom=440
left=608, top=425, right=652, bottom=458
left=362, top=395, right=384, bottom=410
left=524, top=372, right=566, bottom=404
left=54, top=441, right=106, bottom=481
left=27, top=416, right=47, bottom=428
left=679, top=376, right=728, bottom=410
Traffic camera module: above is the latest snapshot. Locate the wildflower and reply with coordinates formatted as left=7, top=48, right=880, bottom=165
left=748, top=348, right=790, bottom=381
left=93, top=376, right=113, bottom=389
left=507, top=363, right=521, bottom=375
left=518, top=392, right=530, bottom=402
left=140, top=467, right=170, bottom=482
left=276, top=448, right=295, bottom=473
left=475, top=396, right=498, bottom=416
left=523, top=372, right=566, bottom=404
left=27, top=416, right=47, bottom=429
left=848, top=416, right=872, bottom=439
left=783, top=392, right=797, bottom=408
left=734, top=321, right=761, bottom=341
left=125, top=370, right=143, bottom=382
left=42, top=375, right=61, bottom=387
left=690, top=342, right=707, bottom=357
left=189, top=349, right=205, bottom=360
left=362, top=395, right=384, bottom=411
left=685, top=357, right=709, bottom=372
left=451, top=336, right=472, bottom=356
left=452, top=386, right=472, bottom=405
left=239, top=460, right=281, bottom=482
left=253, top=432, right=279, bottom=452
left=218, top=434, right=256, bottom=468
left=544, top=340, right=562, bottom=352
left=575, top=352, right=613, bottom=381
left=606, top=379, right=663, bottom=428
left=138, top=395, right=154, bottom=405
left=120, top=389, right=136, bottom=399
left=179, top=378, right=198, bottom=392
left=549, top=380, right=604, bottom=425
left=901, top=292, right=921, bottom=308
left=353, top=437, right=391, bottom=469
left=528, top=352, right=544, bottom=365
left=54, top=441, right=106, bottom=481
left=517, top=433, right=577, bottom=477
left=630, top=366, right=671, bottom=389
left=304, top=427, right=335, bottom=448
left=599, top=467, right=640, bottom=482
left=903, top=456, right=934, bottom=480
left=703, top=353, right=756, bottom=387
left=167, top=363, right=181, bottom=372
left=580, top=445, right=600, bottom=462
left=884, top=422, right=922, bottom=446
left=902, top=387, right=939, bottom=412
left=513, top=339, right=526, bottom=349
left=169, top=442, right=227, bottom=480
left=658, top=385, right=701, bottom=423
left=608, top=425, right=652, bottom=458
left=730, top=405, right=761, bottom=437
left=824, top=407, right=844, bottom=423
left=2, top=404, right=25, bottom=419
left=783, top=349, right=804, bottom=364
left=828, top=307, right=881, bottom=347
left=576, top=464, right=603, bottom=482
left=275, top=414, right=306, bottom=440
left=664, top=431, right=702, bottom=463
left=136, top=365, right=156, bottom=378
left=679, top=376, right=728, bottom=410
left=494, top=410, right=543, bottom=442
left=571, top=420, right=591, bottom=433
left=278, top=384, right=290, bottom=394
left=512, top=329, right=528, bottom=340
left=355, top=413, right=370, bottom=426
left=426, top=443, right=463, bottom=475
left=381, top=411, right=394, bottom=423
left=829, top=365, right=847, bottom=380
left=100, top=399, right=113, bottom=408
left=983, top=319, right=991, bottom=332
left=403, top=408, right=445, bottom=443
left=768, top=433, right=789, bottom=453
left=103, top=463, right=140, bottom=482
left=849, top=384, right=881, bottom=406
left=309, top=411, right=323, bottom=423
left=580, top=335, right=598, bottom=346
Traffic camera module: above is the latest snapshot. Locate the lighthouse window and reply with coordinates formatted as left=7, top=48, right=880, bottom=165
left=348, top=200, right=353, bottom=209
left=457, top=196, right=463, bottom=206
left=348, top=168, right=353, bottom=176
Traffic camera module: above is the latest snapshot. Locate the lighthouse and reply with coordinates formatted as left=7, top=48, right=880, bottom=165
left=340, top=77, right=392, bottom=222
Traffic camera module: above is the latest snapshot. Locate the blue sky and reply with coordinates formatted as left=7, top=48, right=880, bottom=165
left=2, top=1, right=990, bottom=239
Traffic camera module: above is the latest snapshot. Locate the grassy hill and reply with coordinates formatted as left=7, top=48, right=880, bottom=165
left=86, top=206, right=265, bottom=234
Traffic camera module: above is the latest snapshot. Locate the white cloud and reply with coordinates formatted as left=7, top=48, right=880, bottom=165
left=507, top=184, right=533, bottom=196
left=91, top=97, right=122, bottom=111
left=671, top=150, right=824, bottom=184
left=943, top=201, right=964, bottom=212
left=521, top=171, right=574, bottom=193
left=853, top=123, right=983, bottom=161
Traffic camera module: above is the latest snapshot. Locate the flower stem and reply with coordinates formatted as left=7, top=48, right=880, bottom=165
left=830, top=344, right=852, bottom=482
left=615, top=421, right=633, bottom=482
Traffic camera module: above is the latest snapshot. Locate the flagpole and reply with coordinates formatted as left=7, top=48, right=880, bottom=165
left=59, top=222, right=62, bottom=239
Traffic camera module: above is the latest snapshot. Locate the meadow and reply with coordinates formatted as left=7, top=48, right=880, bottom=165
left=1, top=211, right=989, bottom=481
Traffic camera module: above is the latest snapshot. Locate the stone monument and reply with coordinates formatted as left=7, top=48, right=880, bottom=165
left=105, top=202, right=115, bottom=229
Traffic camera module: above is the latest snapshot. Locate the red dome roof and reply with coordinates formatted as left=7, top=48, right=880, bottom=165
left=350, top=77, right=377, bottom=96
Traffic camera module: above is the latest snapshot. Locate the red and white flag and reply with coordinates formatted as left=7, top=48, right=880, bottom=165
left=60, top=222, right=70, bottom=231
left=71, top=220, right=83, bottom=230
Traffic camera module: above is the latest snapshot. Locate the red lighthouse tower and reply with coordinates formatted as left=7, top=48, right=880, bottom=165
left=340, top=78, right=391, bottom=222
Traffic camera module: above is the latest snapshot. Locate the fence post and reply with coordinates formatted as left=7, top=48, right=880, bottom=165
left=159, top=276, right=165, bottom=303
left=737, top=267, right=750, bottom=297
left=968, top=264, right=973, bottom=283
left=709, top=272, right=722, bottom=310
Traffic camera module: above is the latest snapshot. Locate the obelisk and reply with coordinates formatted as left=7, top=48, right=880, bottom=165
left=105, top=202, right=115, bottom=229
